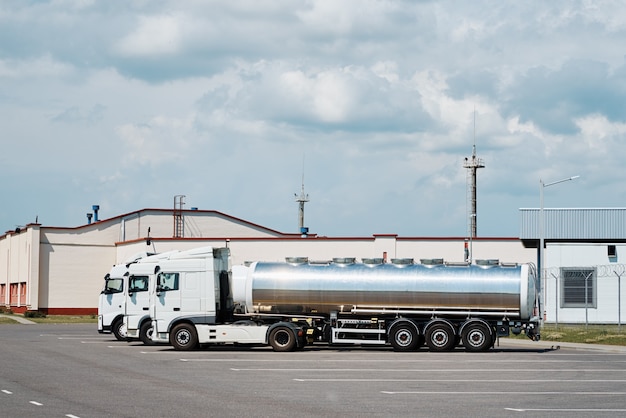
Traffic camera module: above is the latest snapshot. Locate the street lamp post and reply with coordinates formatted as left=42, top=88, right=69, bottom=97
left=539, top=175, right=579, bottom=324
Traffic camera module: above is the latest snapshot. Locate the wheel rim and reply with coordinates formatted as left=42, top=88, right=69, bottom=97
left=274, top=330, right=291, bottom=347
left=463, top=324, right=490, bottom=351
left=430, top=329, right=449, bottom=348
left=467, top=329, right=485, bottom=348
left=394, top=329, right=413, bottom=347
left=176, top=329, right=191, bottom=346
left=117, top=323, right=127, bottom=338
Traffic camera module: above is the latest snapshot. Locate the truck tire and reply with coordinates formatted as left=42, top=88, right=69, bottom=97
left=139, top=321, right=155, bottom=346
left=461, top=323, right=492, bottom=352
left=268, top=326, right=296, bottom=352
left=170, top=323, right=198, bottom=351
left=112, top=318, right=127, bottom=341
left=389, top=322, right=420, bottom=351
left=425, top=322, right=455, bottom=351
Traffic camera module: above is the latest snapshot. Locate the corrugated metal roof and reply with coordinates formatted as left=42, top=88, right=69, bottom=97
left=520, top=208, right=626, bottom=240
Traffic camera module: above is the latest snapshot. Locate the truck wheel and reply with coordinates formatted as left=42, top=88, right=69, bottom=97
left=112, top=318, right=127, bottom=341
left=461, top=323, right=492, bottom=352
left=425, top=323, right=455, bottom=351
left=170, top=323, right=198, bottom=351
left=269, top=326, right=296, bottom=352
left=389, top=322, right=420, bottom=351
left=139, top=321, right=156, bottom=346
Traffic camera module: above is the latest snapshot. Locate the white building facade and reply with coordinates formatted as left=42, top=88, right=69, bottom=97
left=1, top=207, right=533, bottom=315
left=4, top=206, right=624, bottom=323
left=520, top=208, right=626, bottom=325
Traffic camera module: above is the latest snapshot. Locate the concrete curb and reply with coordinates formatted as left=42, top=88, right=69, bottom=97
left=0, top=314, right=37, bottom=325
left=499, top=337, right=626, bottom=353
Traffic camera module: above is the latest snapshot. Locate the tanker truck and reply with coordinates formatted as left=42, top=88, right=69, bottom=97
left=149, top=246, right=540, bottom=352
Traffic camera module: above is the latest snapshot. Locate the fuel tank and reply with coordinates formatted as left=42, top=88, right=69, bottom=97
left=232, top=258, right=537, bottom=320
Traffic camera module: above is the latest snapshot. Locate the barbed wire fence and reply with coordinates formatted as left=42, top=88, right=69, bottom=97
left=543, top=264, right=626, bottom=331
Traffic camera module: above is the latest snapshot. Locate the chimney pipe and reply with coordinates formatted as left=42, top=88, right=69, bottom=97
left=92, top=205, right=100, bottom=222
left=87, top=213, right=93, bottom=224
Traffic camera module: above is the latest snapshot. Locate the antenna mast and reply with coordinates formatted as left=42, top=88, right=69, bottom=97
left=294, top=156, right=309, bottom=233
left=463, top=111, right=484, bottom=238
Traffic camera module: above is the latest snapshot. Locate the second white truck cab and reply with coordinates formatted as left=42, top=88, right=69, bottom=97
left=123, top=263, right=156, bottom=344
left=123, top=251, right=180, bottom=344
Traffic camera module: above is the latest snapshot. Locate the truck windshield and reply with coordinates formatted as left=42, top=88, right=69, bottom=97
left=103, top=278, right=123, bottom=294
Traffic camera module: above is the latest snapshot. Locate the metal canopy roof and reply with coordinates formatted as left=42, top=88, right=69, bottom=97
left=520, top=208, right=626, bottom=241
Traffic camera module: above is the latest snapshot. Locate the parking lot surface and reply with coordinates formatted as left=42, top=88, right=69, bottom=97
left=1, top=324, right=626, bottom=417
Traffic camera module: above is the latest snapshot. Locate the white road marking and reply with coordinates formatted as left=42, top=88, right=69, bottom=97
left=2, top=389, right=13, bottom=394
left=57, top=337, right=106, bottom=340
left=178, top=357, right=626, bottom=363
left=229, top=367, right=625, bottom=372
left=29, top=401, right=43, bottom=406
left=382, top=391, right=626, bottom=395
left=505, top=408, right=626, bottom=412
left=292, top=378, right=626, bottom=382
left=66, top=414, right=82, bottom=418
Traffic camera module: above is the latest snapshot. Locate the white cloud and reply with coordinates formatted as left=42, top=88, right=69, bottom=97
left=0, top=55, right=74, bottom=78
left=114, top=14, right=186, bottom=57
left=1, top=1, right=626, bottom=237
left=575, top=114, right=626, bottom=153
left=116, top=115, right=193, bottom=167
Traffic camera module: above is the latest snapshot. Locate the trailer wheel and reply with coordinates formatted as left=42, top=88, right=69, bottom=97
left=389, top=322, right=420, bottom=351
left=269, top=326, right=296, bottom=352
left=139, top=321, right=155, bottom=346
left=425, top=323, right=455, bottom=351
left=112, top=318, right=127, bottom=341
left=461, top=323, right=492, bottom=352
left=170, top=323, right=198, bottom=351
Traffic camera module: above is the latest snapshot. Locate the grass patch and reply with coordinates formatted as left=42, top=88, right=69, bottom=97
left=511, top=324, right=626, bottom=346
left=28, top=315, right=97, bottom=324
left=0, top=314, right=97, bottom=324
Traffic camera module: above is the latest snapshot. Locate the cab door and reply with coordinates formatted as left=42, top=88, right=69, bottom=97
left=154, top=271, right=181, bottom=331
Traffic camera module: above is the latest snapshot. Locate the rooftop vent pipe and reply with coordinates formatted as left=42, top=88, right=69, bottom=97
left=86, top=213, right=93, bottom=224
left=92, top=205, right=100, bottom=222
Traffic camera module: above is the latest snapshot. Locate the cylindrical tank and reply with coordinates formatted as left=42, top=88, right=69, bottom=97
left=233, top=259, right=537, bottom=320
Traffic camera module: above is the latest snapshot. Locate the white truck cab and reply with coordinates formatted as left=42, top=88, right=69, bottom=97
left=98, top=263, right=129, bottom=340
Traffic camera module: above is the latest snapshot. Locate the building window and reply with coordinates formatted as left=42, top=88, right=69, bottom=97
left=560, top=267, right=596, bottom=308
left=10, top=283, right=18, bottom=305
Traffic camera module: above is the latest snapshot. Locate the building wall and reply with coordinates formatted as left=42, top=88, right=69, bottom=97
left=544, top=243, right=626, bottom=324
left=40, top=243, right=116, bottom=314
left=0, top=208, right=542, bottom=316
left=0, top=226, right=39, bottom=313
left=116, top=236, right=534, bottom=269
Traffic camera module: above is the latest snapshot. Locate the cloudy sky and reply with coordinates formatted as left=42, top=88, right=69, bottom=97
left=1, top=1, right=625, bottom=238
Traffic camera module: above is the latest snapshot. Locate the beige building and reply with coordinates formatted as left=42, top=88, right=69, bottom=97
left=0, top=208, right=534, bottom=315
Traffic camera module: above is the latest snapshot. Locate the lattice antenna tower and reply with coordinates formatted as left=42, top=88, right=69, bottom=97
left=463, top=112, right=484, bottom=238
left=294, top=156, right=309, bottom=231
